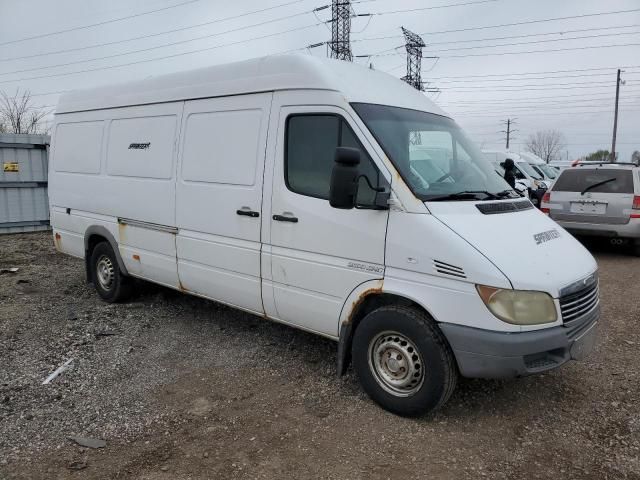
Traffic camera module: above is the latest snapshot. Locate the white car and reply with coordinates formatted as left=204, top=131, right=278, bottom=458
left=483, top=150, right=551, bottom=190
left=49, top=55, right=599, bottom=416
left=519, top=152, right=558, bottom=186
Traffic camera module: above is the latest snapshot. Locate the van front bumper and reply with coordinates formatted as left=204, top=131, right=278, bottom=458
left=440, top=307, right=599, bottom=379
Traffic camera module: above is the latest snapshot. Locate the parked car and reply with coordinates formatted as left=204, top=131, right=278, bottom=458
left=541, top=162, right=640, bottom=255
left=50, top=55, right=599, bottom=416
left=519, top=152, right=558, bottom=185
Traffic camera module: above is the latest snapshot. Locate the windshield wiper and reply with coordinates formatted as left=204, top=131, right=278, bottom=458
left=495, top=189, right=516, bottom=198
left=426, top=190, right=504, bottom=202
left=581, top=177, right=616, bottom=195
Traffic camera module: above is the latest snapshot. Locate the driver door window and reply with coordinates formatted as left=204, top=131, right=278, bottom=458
left=286, top=114, right=382, bottom=206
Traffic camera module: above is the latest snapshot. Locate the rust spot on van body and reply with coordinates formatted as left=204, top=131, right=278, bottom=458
left=53, top=232, right=62, bottom=251
left=178, top=280, right=188, bottom=293
left=345, top=280, right=384, bottom=325
left=117, top=222, right=126, bottom=242
left=132, top=254, right=140, bottom=261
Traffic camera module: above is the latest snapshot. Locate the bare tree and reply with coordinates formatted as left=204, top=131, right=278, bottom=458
left=525, top=129, right=566, bottom=163
left=0, top=89, right=50, bottom=134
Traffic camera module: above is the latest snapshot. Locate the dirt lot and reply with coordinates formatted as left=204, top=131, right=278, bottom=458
left=0, top=231, right=639, bottom=479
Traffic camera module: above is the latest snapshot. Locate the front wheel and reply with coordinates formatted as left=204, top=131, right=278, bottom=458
left=352, top=306, right=457, bottom=416
left=90, top=242, right=132, bottom=303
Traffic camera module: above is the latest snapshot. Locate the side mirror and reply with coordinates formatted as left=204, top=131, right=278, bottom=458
left=329, top=147, right=360, bottom=209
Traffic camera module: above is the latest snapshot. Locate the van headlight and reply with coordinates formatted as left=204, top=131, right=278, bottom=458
left=476, top=285, right=557, bottom=325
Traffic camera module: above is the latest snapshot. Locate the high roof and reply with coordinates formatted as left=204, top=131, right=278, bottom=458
left=56, top=55, right=447, bottom=116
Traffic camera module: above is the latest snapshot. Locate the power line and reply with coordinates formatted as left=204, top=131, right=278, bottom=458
left=437, top=90, right=640, bottom=103
left=0, top=0, right=308, bottom=63
left=423, top=30, right=640, bottom=55
left=0, top=10, right=315, bottom=77
left=429, top=65, right=640, bottom=80
left=435, top=79, right=634, bottom=90
left=0, top=22, right=319, bottom=85
left=426, top=41, right=640, bottom=61
left=456, top=108, right=640, bottom=117
left=425, top=23, right=640, bottom=47
left=434, top=71, right=640, bottom=84
left=435, top=83, right=639, bottom=93
left=441, top=96, right=640, bottom=107
left=450, top=101, right=640, bottom=115
left=353, top=8, right=640, bottom=42
left=372, top=0, right=501, bottom=15
left=0, top=0, right=201, bottom=47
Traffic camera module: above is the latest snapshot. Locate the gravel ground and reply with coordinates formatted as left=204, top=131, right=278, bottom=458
left=0, top=231, right=639, bottom=479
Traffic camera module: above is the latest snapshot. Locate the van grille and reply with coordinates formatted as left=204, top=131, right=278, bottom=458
left=559, top=281, right=599, bottom=324
left=433, top=260, right=466, bottom=278
left=476, top=200, right=533, bottom=215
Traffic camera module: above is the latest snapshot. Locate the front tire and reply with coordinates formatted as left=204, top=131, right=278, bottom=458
left=352, top=306, right=457, bottom=416
left=90, top=242, right=132, bottom=303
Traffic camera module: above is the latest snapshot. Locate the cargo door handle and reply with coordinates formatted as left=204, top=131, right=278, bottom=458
left=273, top=214, right=298, bottom=223
left=236, top=209, right=259, bottom=218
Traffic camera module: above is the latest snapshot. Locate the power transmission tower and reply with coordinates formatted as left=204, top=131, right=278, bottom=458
left=401, top=27, right=426, bottom=91
left=611, top=68, right=625, bottom=162
left=328, top=0, right=354, bottom=61
left=500, top=118, right=518, bottom=150
left=400, top=27, right=428, bottom=145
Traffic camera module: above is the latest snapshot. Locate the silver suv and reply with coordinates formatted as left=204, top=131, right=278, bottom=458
left=541, top=162, right=640, bottom=255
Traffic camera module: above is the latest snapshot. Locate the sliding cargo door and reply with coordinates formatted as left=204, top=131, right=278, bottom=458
left=175, top=93, right=272, bottom=314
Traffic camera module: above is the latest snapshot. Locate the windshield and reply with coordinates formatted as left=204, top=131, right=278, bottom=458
left=538, top=163, right=558, bottom=179
left=517, top=161, right=544, bottom=180
left=352, top=103, right=513, bottom=200
left=553, top=168, right=634, bottom=193
left=531, top=164, right=547, bottom=179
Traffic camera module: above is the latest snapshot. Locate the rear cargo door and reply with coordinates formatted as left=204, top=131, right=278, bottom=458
left=551, top=168, right=635, bottom=225
left=175, top=93, right=272, bottom=314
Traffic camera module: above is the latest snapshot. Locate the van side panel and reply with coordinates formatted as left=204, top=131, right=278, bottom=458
left=50, top=103, right=183, bottom=288
left=175, top=93, right=272, bottom=314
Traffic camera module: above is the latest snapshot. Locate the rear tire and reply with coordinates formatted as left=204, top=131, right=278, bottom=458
left=352, top=305, right=457, bottom=417
left=90, top=242, right=132, bottom=303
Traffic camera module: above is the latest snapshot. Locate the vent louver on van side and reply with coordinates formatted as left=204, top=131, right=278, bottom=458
left=476, top=200, right=533, bottom=215
left=433, top=260, right=466, bottom=279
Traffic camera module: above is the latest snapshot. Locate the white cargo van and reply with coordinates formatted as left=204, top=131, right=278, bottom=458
left=50, top=56, right=599, bottom=416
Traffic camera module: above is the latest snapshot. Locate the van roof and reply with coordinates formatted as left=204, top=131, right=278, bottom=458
left=56, top=55, right=448, bottom=116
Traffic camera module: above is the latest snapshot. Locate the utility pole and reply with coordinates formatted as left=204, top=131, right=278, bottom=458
left=328, top=0, right=354, bottom=61
left=611, top=68, right=624, bottom=163
left=500, top=118, right=517, bottom=150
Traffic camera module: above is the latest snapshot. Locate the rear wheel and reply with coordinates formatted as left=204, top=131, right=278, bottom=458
left=352, top=305, right=457, bottom=416
left=90, top=242, right=132, bottom=302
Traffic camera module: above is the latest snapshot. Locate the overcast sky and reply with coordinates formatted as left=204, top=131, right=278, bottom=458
left=0, top=0, right=638, bottom=161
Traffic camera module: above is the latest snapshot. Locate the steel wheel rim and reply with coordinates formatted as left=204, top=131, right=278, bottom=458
left=368, top=330, right=425, bottom=397
left=96, top=255, right=115, bottom=291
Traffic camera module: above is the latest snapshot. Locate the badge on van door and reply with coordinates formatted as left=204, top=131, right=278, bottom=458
left=128, top=142, right=150, bottom=150
left=347, top=261, right=384, bottom=274
left=533, top=229, right=560, bottom=245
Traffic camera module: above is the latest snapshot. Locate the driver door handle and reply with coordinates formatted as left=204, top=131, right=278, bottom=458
left=273, top=214, right=298, bottom=223
left=236, top=209, right=259, bottom=218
